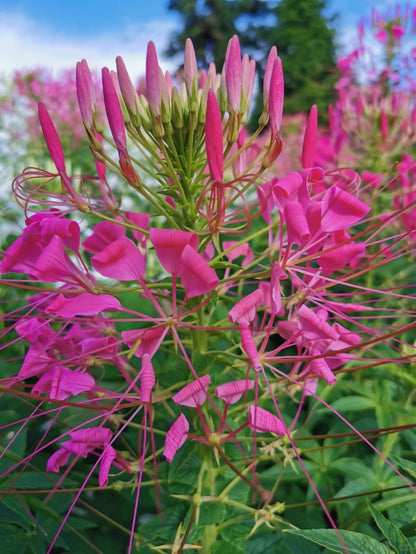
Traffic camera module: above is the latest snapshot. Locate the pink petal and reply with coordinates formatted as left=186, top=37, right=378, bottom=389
left=163, top=414, right=189, bottom=462
left=215, top=379, right=254, bottom=404
left=140, top=354, right=155, bottom=403
left=39, top=217, right=81, bottom=252
left=63, top=427, right=112, bottom=457
left=228, top=288, right=263, bottom=325
left=180, top=245, right=219, bottom=298
left=83, top=219, right=126, bottom=254
left=305, top=357, right=336, bottom=386
left=317, top=241, right=365, bottom=275
left=46, top=293, right=121, bottom=317
left=46, top=449, right=72, bottom=473
left=30, top=236, right=81, bottom=283
left=121, top=327, right=166, bottom=359
left=172, top=374, right=211, bottom=408
left=239, top=323, right=262, bottom=371
left=284, top=201, right=311, bottom=245
left=98, top=446, right=117, bottom=488
left=298, top=305, right=339, bottom=341
left=272, top=172, right=302, bottom=209
left=91, top=236, right=145, bottom=281
left=150, top=228, right=198, bottom=275
left=223, top=241, right=253, bottom=266
left=126, top=212, right=150, bottom=248
left=248, top=406, right=286, bottom=435
left=321, top=186, right=370, bottom=232
left=33, top=367, right=95, bottom=400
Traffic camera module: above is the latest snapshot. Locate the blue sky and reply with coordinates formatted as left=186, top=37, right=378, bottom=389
left=0, top=0, right=391, bottom=74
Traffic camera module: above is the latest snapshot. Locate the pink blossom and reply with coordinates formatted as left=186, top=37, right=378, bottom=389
left=179, top=245, right=219, bottom=298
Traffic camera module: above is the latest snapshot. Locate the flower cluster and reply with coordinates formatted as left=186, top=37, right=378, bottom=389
left=1, top=33, right=415, bottom=553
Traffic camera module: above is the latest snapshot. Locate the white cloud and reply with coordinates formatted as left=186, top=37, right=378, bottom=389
left=0, top=10, right=177, bottom=76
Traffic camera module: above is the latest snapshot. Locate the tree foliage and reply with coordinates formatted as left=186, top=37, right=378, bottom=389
left=265, top=0, right=338, bottom=115
left=166, top=0, right=338, bottom=121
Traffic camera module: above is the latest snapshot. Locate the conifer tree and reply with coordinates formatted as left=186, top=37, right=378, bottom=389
left=267, top=0, right=338, bottom=115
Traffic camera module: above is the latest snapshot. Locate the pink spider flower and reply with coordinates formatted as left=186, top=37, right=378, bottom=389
left=32, top=366, right=96, bottom=401
left=47, top=427, right=130, bottom=488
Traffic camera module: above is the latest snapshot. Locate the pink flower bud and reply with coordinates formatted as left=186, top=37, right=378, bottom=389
left=146, top=41, right=161, bottom=114
left=269, top=57, right=284, bottom=137
left=224, top=35, right=242, bottom=112
left=205, top=89, right=224, bottom=183
left=301, top=104, right=318, bottom=169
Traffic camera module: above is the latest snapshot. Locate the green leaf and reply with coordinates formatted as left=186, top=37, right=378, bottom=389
left=13, top=471, right=57, bottom=490
left=0, top=495, right=35, bottom=527
left=0, top=523, right=28, bottom=553
left=330, top=458, right=377, bottom=480
left=198, top=502, right=225, bottom=526
left=331, top=396, right=376, bottom=412
left=138, top=506, right=185, bottom=542
left=211, top=540, right=246, bottom=553
left=389, top=455, right=416, bottom=480
left=366, top=501, right=411, bottom=554
left=168, top=446, right=203, bottom=486
left=284, top=529, right=393, bottom=553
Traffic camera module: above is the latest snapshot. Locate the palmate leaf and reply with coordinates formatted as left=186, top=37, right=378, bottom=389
left=284, top=529, right=393, bottom=553
left=366, top=501, right=411, bottom=554
left=389, top=455, right=416, bottom=480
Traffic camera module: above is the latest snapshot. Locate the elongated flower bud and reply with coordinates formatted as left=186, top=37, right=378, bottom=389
left=146, top=41, right=161, bottom=115
left=205, top=89, right=224, bottom=183
left=76, top=59, right=95, bottom=127
left=301, top=104, right=318, bottom=168
left=269, top=57, right=284, bottom=138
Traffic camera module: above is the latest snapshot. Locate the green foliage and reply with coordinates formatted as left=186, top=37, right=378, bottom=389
left=267, top=0, right=338, bottom=115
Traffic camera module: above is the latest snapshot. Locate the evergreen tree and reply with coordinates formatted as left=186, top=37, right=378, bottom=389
left=166, top=0, right=338, bottom=124
left=261, top=0, right=338, bottom=117
left=165, top=0, right=266, bottom=69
